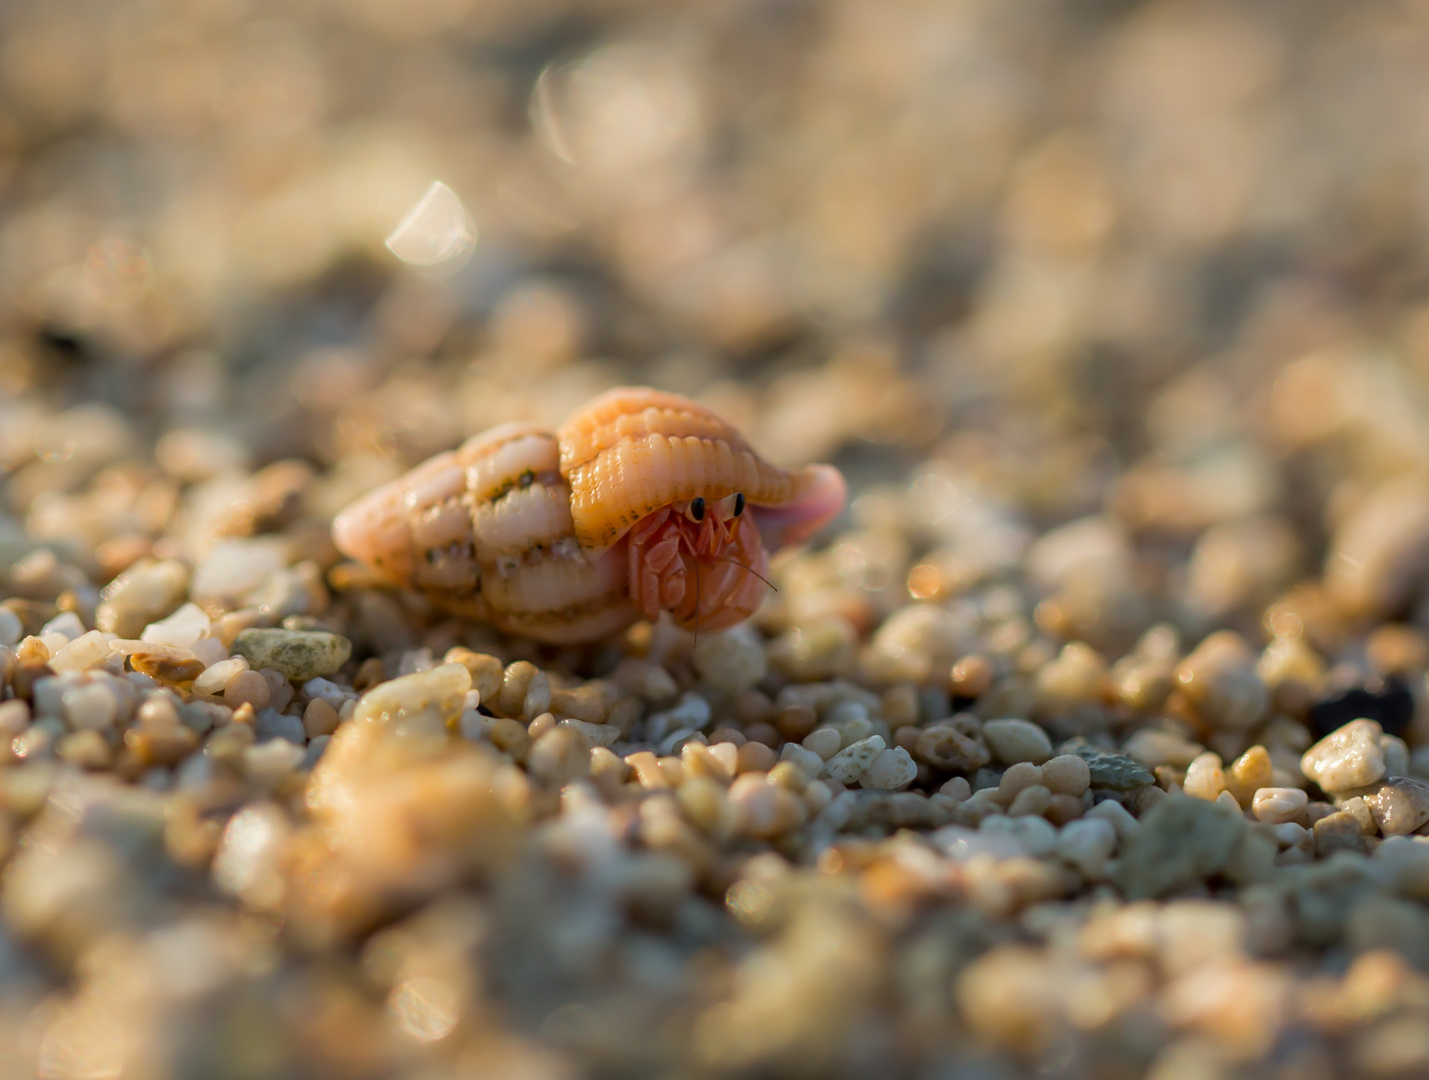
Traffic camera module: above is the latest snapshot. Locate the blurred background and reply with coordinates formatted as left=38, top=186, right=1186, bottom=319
left=9, top=0, right=1429, bottom=656
left=6, top=0, right=1429, bottom=631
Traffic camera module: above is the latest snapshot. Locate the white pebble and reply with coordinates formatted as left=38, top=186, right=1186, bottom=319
left=779, top=742, right=826, bottom=779
left=559, top=719, right=620, bottom=747
left=646, top=691, right=712, bottom=742
left=1086, top=799, right=1140, bottom=839
left=0, top=701, right=29, bottom=737
left=980, top=813, right=1057, bottom=858
left=822, top=735, right=886, bottom=785
left=212, top=803, right=290, bottom=907
left=459, top=710, right=495, bottom=741
left=303, top=677, right=349, bottom=709
left=1058, top=818, right=1117, bottom=878
left=255, top=708, right=305, bottom=745
left=1272, top=822, right=1308, bottom=849
left=39, top=612, right=85, bottom=643
left=802, top=727, right=843, bottom=761
left=62, top=681, right=119, bottom=730
left=816, top=790, right=857, bottom=831
left=141, top=603, right=212, bottom=650
left=191, top=539, right=288, bottom=602
left=693, top=626, right=768, bottom=693
left=193, top=657, right=249, bottom=696
left=0, top=608, right=21, bottom=647
left=860, top=746, right=918, bottom=790
left=657, top=727, right=703, bottom=756
left=303, top=735, right=331, bottom=771
left=982, top=718, right=1053, bottom=764
left=48, top=631, right=114, bottom=673
left=243, top=739, right=305, bottom=784
left=1301, top=718, right=1387, bottom=795
left=190, top=636, right=227, bottom=667
left=32, top=674, right=78, bottom=719
left=1251, top=786, right=1308, bottom=824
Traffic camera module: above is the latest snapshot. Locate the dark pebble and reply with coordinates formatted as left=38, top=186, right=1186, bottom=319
left=1309, top=676, right=1413, bottom=739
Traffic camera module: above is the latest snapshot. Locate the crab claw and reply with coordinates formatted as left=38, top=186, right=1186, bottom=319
left=748, top=464, right=847, bottom=551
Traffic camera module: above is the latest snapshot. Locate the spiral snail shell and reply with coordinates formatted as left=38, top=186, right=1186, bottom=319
left=332, top=387, right=847, bottom=644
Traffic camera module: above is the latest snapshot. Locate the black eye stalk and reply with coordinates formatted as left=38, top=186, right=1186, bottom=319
left=690, top=496, right=706, bottom=522
left=733, top=493, right=745, bottom=517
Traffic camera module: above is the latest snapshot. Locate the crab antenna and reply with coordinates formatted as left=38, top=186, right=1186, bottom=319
left=708, top=553, right=778, bottom=593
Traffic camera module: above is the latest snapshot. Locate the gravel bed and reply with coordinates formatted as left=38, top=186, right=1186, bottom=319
left=6, top=2, right=1429, bottom=1078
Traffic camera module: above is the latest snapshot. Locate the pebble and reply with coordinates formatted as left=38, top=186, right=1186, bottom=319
left=232, top=629, right=352, bottom=681
left=1226, top=745, right=1274, bottom=808
left=302, top=677, right=347, bottom=710
left=1325, top=476, right=1429, bottom=617
left=140, top=602, right=211, bottom=649
left=225, top=670, right=272, bottom=712
left=1058, top=818, right=1117, bottom=878
left=1122, top=729, right=1203, bottom=769
left=48, top=630, right=113, bottom=673
left=982, top=718, right=1053, bottom=765
left=860, top=746, right=917, bottom=790
left=1313, top=811, right=1366, bottom=856
left=95, top=559, right=189, bottom=638
left=728, top=774, right=807, bottom=838
left=1173, top=631, right=1268, bottom=730
left=1273, top=822, right=1308, bottom=849
left=913, top=723, right=992, bottom=772
left=980, top=813, right=1057, bottom=858
left=39, top=612, right=85, bottom=642
left=559, top=719, right=620, bottom=748
left=693, top=626, right=768, bottom=692
left=1086, top=800, right=1143, bottom=845
left=1183, top=752, right=1226, bottom=801
left=823, top=735, right=887, bottom=785
left=1301, top=719, right=1387, bottom=795
left=193, top=657, right=249, bottom=697
left=1252, top=787, right=1308, bottom=824
left=1113, top=796, right=1244, bottom=899
left=129, top=647, right=206, bottom=685
left=779, top=742, right=825, bottom=779
left=646, top=691, right=713, bottom=743
left=802, top=727, right=844, bottom=761
left=1039, top=754, right=1091, bottom=796
left=0, top=608, right=20, bottom=648
left=1071, top=745, right=1156, bottom=790
left=191, top=539, right=289, bottom=602
left=300, top=697, right=338, bottom=739
left=61, top=681, right=119, bottom=730
left=1035, top=642, right=1109, bottom=713
left=1362, top=778, right=1429, bottom=836
left=255, top=708, right=305, bottom=745
left=243, top=738, right=305, bottom=783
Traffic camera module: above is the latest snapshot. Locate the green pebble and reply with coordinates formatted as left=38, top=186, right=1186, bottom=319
left=232, top=629, right=352, bottom=682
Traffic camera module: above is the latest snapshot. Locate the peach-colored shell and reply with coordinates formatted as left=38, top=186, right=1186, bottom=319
left=559, top=387, right=819, bottom=552
left=331, top=387, right=843, bottom=644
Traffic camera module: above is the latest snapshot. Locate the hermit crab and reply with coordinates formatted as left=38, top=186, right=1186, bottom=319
left=332, top=387, right=847, bottom=643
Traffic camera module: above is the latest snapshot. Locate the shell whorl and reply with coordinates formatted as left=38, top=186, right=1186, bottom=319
left=331, top=422, right=636, bottom=643
left=558, top=387, right=817, bottom=552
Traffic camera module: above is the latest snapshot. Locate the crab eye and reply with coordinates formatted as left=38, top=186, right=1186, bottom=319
left=733, top=492, right=745, bottom=517
left=689, top=496, right=705, bottom=522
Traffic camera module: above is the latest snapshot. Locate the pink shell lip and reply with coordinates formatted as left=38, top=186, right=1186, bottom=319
left=748, top=464, right=847, bottom=550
